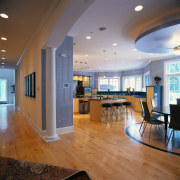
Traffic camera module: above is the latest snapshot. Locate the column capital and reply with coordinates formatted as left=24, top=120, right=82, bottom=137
left=46, top=46, right=57, bottom=52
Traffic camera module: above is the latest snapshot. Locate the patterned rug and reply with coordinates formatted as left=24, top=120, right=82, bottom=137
left=0, top=156, right=91, bottom=180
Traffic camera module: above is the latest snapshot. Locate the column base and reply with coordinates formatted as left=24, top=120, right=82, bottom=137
left=43, top=135, right=61, bottom=143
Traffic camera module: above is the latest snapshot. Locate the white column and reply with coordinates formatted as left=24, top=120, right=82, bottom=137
left=45, top=46, right=60, bottom=142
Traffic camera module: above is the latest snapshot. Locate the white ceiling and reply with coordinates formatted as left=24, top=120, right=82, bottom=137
left=0, top=0, right=180, bottom=71
left=0, top=0, right=57, bottom=69
left=68, top=0, right=180, bottom=72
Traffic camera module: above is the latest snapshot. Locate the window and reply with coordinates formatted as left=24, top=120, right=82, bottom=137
left=0, top=79, right=7, bottom=102
left=144, top=71, right=150, bottom=87
left=98, top=77, right=120, bottom=91
left=123, top=75, right=142, bottom=91
left=165, top=61, right=180, bottom=105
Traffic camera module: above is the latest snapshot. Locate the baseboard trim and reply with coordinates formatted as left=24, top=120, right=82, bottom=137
left=42, top=126, right=74, bottom=136
left=23, top=112, right=74, bottom=138
left=23, top=112, right=43, bottom=137
left=17, top=106, right=20, bottom=112
left=56, top=126, right=74, bottom=134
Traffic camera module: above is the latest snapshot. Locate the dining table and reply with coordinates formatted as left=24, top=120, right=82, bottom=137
left=152, top=106, right=170, bottom=139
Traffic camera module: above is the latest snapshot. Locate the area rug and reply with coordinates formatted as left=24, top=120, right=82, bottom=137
left=125, top=123, right=180, bottom=156
left=0, top=156, right=91, bottom=180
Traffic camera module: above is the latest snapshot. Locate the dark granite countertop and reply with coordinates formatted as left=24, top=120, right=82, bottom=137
left=90, top=98, right=126, bottom=101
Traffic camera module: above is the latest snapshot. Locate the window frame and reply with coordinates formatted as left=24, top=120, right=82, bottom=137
left=164, top=60, right=180, bottom=106
left=143, top=71, right=150, bottom=88
left=122, top=75, right=142, bottom=91
left=98, top=77, right=120, bottom=91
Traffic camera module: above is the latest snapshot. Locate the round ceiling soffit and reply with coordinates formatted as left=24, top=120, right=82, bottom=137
left=135, top=19, right=180, bottom=54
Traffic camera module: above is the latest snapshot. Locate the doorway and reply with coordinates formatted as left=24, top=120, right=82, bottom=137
left=0, top=79, right=7, bottom=103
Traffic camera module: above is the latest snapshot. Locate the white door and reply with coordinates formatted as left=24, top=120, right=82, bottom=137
left=0, top=79, right=7, bottom=103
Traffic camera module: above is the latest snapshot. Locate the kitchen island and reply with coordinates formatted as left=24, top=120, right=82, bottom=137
left=90, top=98, right=126, bottom=121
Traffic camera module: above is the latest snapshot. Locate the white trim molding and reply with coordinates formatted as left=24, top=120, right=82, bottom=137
left=23, top=112, right=43, bottom=137
left=164, top=59, right=180, bottom=106
left=23, top=112, right=74, bottom=140
left=56, top=126, right=74, bottom=134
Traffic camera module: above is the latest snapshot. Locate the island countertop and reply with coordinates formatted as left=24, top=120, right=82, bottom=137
left=89, top=98, right=126, bottom=101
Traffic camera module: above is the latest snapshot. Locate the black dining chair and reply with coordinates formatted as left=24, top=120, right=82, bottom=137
left=140, top=101, right=165, bottom=141
left=151, top=98, right=163, bottom=118
left=177, top=98, right=180, bottom=105
left=139, top=99, right=145, bottom=132
left=168, top=104, right=180, bottom=143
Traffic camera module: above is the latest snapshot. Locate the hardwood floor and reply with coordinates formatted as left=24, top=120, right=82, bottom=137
left=0, top=105, right=180, bottom=180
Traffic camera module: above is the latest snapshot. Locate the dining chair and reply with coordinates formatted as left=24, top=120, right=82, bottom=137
left=139, top=99, right=145, bottom=132
left=140, top=101, right=165, bottom=141
left=151, top=98, right=163, bottom=118
left=177, top=98, right=180, bottom=105
left=139, top=99, right=159, bottom=133
left=168, top=104, right=180, bottom=143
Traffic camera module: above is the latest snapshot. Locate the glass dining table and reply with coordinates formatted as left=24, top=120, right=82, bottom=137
left=152, top=106, right=170, bottom=139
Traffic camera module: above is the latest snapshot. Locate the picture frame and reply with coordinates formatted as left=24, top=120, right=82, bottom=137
left=31, top=72, right=35, bottom=98
left=28, top=75, right=32, bottom=97
left=24, top=72, right=35, bottom=98
left=24, top=76, right=27, bottom=96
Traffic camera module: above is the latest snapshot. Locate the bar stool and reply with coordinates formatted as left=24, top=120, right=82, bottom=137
left=102, top=103, right=113, bottom=121
left=122, top=102, right=132, bottom=116
left=112, top=102, right=123, bottom=120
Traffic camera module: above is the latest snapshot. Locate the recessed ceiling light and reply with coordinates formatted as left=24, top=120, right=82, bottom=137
left=86, top=36, right=91, bottom=39
left=1, top=50, right=6, bottom=52
left=85, top=54, right=88, bottom=57
left=99, top=27, right=107, bottom=31
left=1, top=57, right=5, bottom=59
left=1, top=63, right=5, bottom=65
left=112, top=43, right=117, bottom=46
left=1, top=37, right=7, bottom=40
left=133, top=48, right=137, bottom=51
left=135, top=5, right=143, bottom=12
left=0, top=13, right=8, bottom=18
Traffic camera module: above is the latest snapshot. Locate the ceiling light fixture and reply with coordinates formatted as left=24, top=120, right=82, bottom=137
left=173, top=48, right=180, bottom=55
left=133, top=48, right=137, bottom=51
left=135, top=5, right=143, bottom=12
left=85, top=54, right=88, bottom=57
left=1, top=63, right=5, bottom=65
left=1, top=50, right=6, bottom=52
left=0, top=13, right=8, bottom=18
left=112, top=43, right=117, bottom=46
left=86, top=36, right=92, bottom=39
left=1, top=57, right=5, bottom=59
left=1, top=37, right=7, bottom=40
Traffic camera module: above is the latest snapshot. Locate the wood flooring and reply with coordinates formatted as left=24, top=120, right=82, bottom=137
left=0, top=105, right=180, bottom=180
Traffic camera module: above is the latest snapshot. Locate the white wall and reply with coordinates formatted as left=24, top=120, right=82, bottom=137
left=0, top=69, right=15, bottom=104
